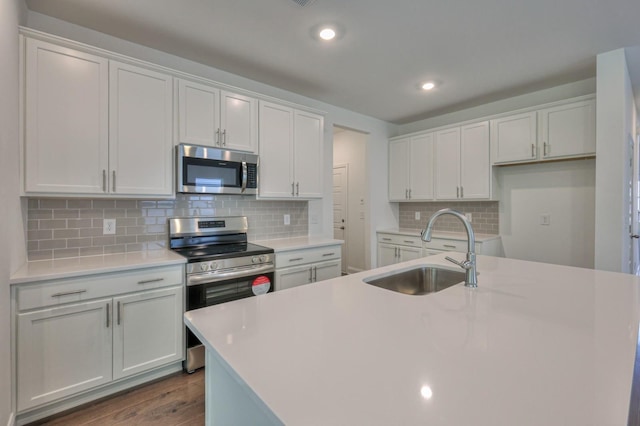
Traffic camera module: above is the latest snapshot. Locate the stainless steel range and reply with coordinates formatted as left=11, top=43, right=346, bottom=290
left=168, top=216, right=274, bottom=373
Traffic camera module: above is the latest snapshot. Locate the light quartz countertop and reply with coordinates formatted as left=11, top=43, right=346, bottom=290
left=10, top=249, right=186, bottom=284
left=252, top=236, right=343, bottom=252
left=379, top=228, right=501, bottom=242
left=185, top=253, right=640, bottom=425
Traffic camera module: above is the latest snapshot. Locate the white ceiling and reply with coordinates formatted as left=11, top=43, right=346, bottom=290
left=24, top=0, right=640, bottom=124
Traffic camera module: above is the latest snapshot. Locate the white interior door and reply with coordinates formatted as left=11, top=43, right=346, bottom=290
left=333, top=165, right=348, bottom=274
left=631, top=134, right=640, bottom=275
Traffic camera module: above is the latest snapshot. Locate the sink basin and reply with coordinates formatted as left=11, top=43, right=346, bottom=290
left=363, top=266, right=466, bottom=295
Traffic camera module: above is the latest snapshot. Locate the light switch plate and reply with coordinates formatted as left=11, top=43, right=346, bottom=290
left=465, top=213, right=472, bottom=223
left=103, top=218, right=116, bottom=235
left=540, top=214, right=551, bottom=226
left=284, top=214, right=290, bottom=225
left=415, top=212, right=420, bottom=221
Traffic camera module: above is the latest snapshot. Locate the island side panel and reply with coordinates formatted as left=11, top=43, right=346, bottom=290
left=206, top=350, right=283, bottom=426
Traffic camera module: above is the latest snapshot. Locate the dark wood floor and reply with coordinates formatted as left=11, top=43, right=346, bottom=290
left=30, top=369, right=205, bottom=426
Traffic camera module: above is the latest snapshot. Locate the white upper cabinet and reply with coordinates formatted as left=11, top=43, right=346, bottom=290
left=177, top=78, right=257, bottom=153
left=491, top=96, right=595, bottom=165
left=490, top=112, right=537, bottom=164
left=23, top=38, right=173, bottom=197
left=538, top=98, right=595, bottom=159
left=109, top=61, right=173, bottom=196
left=460, top=121, right=491, bottom=199
left=24, top=38, right=109, bottom=194
left=435, top=122, right=491, bottom=200
left=294, top=110, right=324, bottom=198
left=388, top=133, right=434, bottom=201
left=258, top=100, right=324, bottom=199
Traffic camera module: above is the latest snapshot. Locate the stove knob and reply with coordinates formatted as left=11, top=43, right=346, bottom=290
left=200, top=263, right=209, bottom=272
left=252, top=256, right=259, bottom=264
left=210, top=262, right=217, bottom=270
left=260, top=255, right=268, bottom=263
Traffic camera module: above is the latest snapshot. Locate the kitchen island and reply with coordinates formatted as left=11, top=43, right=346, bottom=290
left=184, top=253, right=640, bottom=425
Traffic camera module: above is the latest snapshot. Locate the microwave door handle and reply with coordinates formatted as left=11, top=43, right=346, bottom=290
left=241, top=161, right=248, bottom=193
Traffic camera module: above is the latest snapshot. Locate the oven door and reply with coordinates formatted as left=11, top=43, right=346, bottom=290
left=184, top=271, right=274, bottom=372
left=176, top=144, right=258, bottom=195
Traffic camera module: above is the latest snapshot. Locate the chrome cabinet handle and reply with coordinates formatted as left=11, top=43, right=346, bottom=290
left=117, top=301, right=121, bottom=325
left=216, top=128, right=220, bottom=145
left=102, top=170, right=107, bottom=192
left=51, top=289, right=86, bottom=298
left=222, top=129, right=227, bottom=146
left=543, top=142, right=548, bottom=156
left=313, top=266, right=317, bottom=282
left=289, top=257, right=304, bottom=262
left=460, top=186, right=464, bottom=198
left=531, top=143, right=535, bottom=157
left=322, top=252, right=335, bottom=257
left=296, top=182, right=299, bottom=196
left=408, top=189, right=412, bottom=199
left=137, top=278, right=164, bottom=284
left=106, top=303, right=110, bottom=328
left=456, top=186, right=460, bottom=198
left=403, top=240, right=414, bottom=244
left=405, top=189, right=408, bottom=199
left=112, top=171, right=116, bottom=192
left=443, top=244, right=457, bottom=249
left=308, top=267, right=313, bottom=282
left=291, top=182, right=295, bottom=196
left=382, top=237, right=392, bottom=241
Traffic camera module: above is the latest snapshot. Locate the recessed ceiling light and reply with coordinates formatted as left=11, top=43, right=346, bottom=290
left=422, top=82, right=436, bottom=91
left=319, top=27, right=336, bottom=41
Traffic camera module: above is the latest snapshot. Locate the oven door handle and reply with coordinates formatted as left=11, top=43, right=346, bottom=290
left=187, top=264, right=274, bottom=286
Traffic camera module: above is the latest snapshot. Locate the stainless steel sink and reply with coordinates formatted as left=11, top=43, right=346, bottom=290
left=363, top=266, right=466, bottom=295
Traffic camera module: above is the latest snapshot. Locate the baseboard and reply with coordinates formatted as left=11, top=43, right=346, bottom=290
left=6, top=412, right=15, bottom=426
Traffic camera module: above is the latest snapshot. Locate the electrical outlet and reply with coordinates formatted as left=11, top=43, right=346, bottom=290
left=284, top=214, right=290, bottom=225
left=540, top=214, right=551, bottom=226
left=465, top=213, right=472, bottom=223
left=103, top=218, right=116, bottom=235
left=415, top=212, right=420, bottom=221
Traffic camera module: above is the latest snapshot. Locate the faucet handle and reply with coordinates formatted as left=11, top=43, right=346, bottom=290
left=445, top=256, right=472, bottom=270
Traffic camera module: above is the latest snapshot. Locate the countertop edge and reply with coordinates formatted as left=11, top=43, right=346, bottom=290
left=252, top=236, right=344, bottom=252
left=377, top=228, right=501, bottom=242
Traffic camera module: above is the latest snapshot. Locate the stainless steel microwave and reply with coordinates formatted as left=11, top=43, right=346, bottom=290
left=176, top=144, right=258, bottom=195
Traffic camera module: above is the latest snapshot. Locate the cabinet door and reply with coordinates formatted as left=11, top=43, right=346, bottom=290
left=113, top=287, right=184, bottom=380
left=539, top=99, right=595, bottom=159
left=388, top=138, right=410, bottom=201
left=24, top=38, right=109, bottom=194
left=220, top=91, right=258, bottom=153
left=178, top=79, right=220, bottom=147
left=460, top=121, right=490, bottom=199
left=275, top=265, right=312, bottom=291
left=258, top=101, right=294, bottom=198
left=109, top=61, right=173, bottom=196
left=294, top=110, right=324, bottom=198
left=490, top=112, right=537, bottom=164
left=435, top=128, right=461, bottom=200
left=17, top=299, right=112, bottom=411
left=409, top=133, right=434, bottom=200
left=377, top=243, right=399, bottom=267
left=313, top=260, right=341, bottom=282
left=399, top=246, right=422, bottom=262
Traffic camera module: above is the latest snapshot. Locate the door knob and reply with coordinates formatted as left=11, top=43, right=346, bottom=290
left=632, top=234, right=640, bottom=239
left=340, top=226, right=345, bottom=230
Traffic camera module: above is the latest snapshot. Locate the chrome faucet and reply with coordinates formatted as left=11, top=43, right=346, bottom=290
left=421, top=208, right=478, bottom=288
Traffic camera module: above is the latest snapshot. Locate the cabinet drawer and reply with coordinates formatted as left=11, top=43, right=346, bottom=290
left=423, top=239, right=481, bottom=253
left=17, top=265, right=184, bottom=311
left=377, top=233, right=421, bottom=247
left=275, top=245, right=341, bottom=267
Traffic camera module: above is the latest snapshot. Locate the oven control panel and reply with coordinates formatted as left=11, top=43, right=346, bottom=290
left=186, top=253, right=275, bottom=275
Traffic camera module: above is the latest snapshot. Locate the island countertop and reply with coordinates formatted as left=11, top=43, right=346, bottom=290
left=184, top=253, right=640, bottom=425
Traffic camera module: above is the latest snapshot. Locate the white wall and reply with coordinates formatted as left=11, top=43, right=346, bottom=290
left=498, top=160, right=595, bottom=268
left=333, top=128, right=368, bottom=273
left=0, top=0, right=27, bottom=424
left=25, top=11, right=399, bottom=269
left=595, top=49, right=636, bottom=273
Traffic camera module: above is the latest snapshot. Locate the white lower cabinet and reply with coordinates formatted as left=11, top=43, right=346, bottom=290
left=377, top=234, right=423, bottom=267
left=274, top=245, right=342, bottom=291
left=14, top=265, right=184, bottom=414
left=17, top=298, right=113, bottom=411
left=112, top=286, right=183, bottom=380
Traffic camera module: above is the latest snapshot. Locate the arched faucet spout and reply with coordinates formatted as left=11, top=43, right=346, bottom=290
left=421, top=208, right=477, bottom=288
